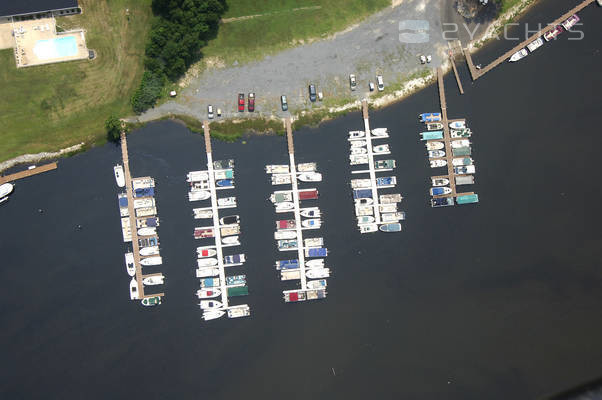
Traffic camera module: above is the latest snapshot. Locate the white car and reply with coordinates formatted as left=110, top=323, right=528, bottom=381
left=369, top=82, right=375, bottom=92
left=376, top=75, right=384, bottom=91
left=207, top=105, right=214, bottom=119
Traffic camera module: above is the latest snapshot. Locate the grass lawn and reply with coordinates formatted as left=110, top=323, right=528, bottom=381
left=498, top=0, right=525, bottom=13
left=0, top=0, right=152, bottom=162
left=202, top=0, right=390, bottom=65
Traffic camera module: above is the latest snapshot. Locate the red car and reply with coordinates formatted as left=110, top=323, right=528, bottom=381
left=238, top=93, right=245, bottom=112
left=248, top=92, right=255, bottom=112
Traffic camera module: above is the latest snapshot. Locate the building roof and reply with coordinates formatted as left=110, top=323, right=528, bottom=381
left=0, top=0, right=78, bottom=18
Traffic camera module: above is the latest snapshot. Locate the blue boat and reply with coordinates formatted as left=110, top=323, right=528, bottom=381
left=226, top=275, right=246, bottom=285
left=140, top=217, right=158, bottom=227
left=134, top=187, right=154, bottom=198
left=376, top=177, right=396, bottom=187
left=431, top=197, right=455, bottom=208
left=353, top=189, right=372, bottom=199
left=419, top=112, right=442, bottom=122
left=379, top=223, right=401, bottom=232
left=276, top=259, right=299, bottom=270
left=420, top=131, right=444, bottom=141
left=305, top=247, right=327, bottom=257
left=224, top=254, right=245, bottom=265
left=118, top=194, right=128, bottom=208
left=200, top=277, right=219, bottom=288
left=456, top=194, right=479, bottom=205
left=216, top=179, right=234, bottom=187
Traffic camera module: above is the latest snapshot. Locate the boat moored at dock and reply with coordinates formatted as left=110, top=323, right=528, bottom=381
left=379, top=223, right=402, bottom=232
left=509, top=48, right=528, bottom=62
left=430, top=187, right=452, bottom=196
left=114, top=165, right=125, bottom=187
left=141, top=296, right=161, bottom=306
left=432, top=177, right=450, bottom=187
left=419, top=112, right=441, bottom=122
left=140, top=256, right=162, bottom=266
left=527, top=37, right=544, bottom=52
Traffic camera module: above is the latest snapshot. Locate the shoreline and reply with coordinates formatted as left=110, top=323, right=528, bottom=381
left=0, top=143, right=85, bottom=173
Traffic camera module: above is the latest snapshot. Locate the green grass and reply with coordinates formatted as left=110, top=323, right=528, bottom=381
left=0, top=0, right=152, bottom=162
left=498, top=0, right=524, bottom=13
left=202, top=0, right=390, bottom=65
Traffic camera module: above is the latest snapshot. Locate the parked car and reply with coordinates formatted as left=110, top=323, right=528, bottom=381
left=308, top=84, right=317, bottom=102
left=376, top=75, right=384, bottom=91
left=369, top=82, right=375, bottom=92
left=318, top=92, right=323, bottom=101
left=248, top=92, right=255, bottom=112
left=238, top=93, right=245, bottom=112
left=280, top=95, right=288, bottom=111
left=349, top=74, right=357, bottom=91
left=207, top=105, right=214, bottom=119
left=217, top=108, right=222, bottom=117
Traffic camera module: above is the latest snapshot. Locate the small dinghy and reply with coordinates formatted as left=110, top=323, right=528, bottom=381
left=196, top=267, right=219, bottom=278
left=199, top=300, right=223, bottom=309
left=430, top=159, right=447, bottom=168
left=197, top=289, right=221, bottom=299
left=379, top=223, right=402, bottom=232
left=426, top=141, right=444, bottom=150
left=428, top=150, right=445, bottom=158
left=197, top=257, right=218, bottom=267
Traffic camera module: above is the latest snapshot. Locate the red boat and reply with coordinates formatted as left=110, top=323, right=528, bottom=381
left=276, top=219, right=296, bottom=229
left=544, top=25, right=563, bottom=41
left=194, top=227, right=214, bottom=239
left=298, top=189, right=318, bottom=200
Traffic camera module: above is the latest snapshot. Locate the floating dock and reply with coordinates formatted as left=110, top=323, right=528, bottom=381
left=119, top=131, right=165, bottom=304
left=0, top=162, right=57, bottom=184
left=266, top=117, right=328, bottom=303
left=465, top=0, right=595, bottom=80
left=187, top=122, right=250, bottom=320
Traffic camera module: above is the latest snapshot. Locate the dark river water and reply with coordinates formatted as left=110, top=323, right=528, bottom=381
left=1, top=1, right=601, bottom=399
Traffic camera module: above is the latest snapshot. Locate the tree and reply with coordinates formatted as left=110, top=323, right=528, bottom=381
left=105, top=115, right=122, bottom=142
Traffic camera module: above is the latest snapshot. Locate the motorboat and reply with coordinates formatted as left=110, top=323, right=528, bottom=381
left=199, top=300, right=222, bottom=309
left=351, top=179, right=371, bottom=189
left=379, top=223, right=402, bottom=232
left=225, top=274, right=246, bottom=286
left=561, top=14, right=580, bottom=30
left=302, top=218, right=321, bottom=228
left=270, top=191, right=293, bottom=203
left=113, top=165, right=125, bottom=187
left=224, top=254, right=245, bottom=265
left=196, top=267, right=219, bottom=278
left=124, top=253, right=135, bottom=277
left=188, top=190, right=211, bottom=201
left=200, top=277, right=220, bottom=288
left=140, top=256, right=162, bottom=266
left=190, top=180, right=210, bottom=190
left=220, top=215, right=239, bottom=225
left=275, top=202, right=295, bottom=212
left=355, top=197, right=373, bottom=206
left=376, top=177, right=396, bottom=187
left=430, top=159, right=447, bottom=168
left=197, top=248, right=217, bottom=258
left=265, top=165, right=289, bottom=174
left=350, top=140, right=367, bottom=148
left=450, top=128, right=472, bottom=138
left=449, top=121, right=465, bottom=130
left=307, top=279, right=328, bottom=289
left=137, top=217, right=159, bottom=228
left=298, top=189, right=318, bottom=200
left=509, top=48, right=528, bottom=62
left=140, top=246, right=159, bottom=256
left=275, top=259, right=299, bottom=270
left=137, top=227, right=156, bottom=236
left=350, top=147, right=367, bottom=155
left=426, top=141, right=444, bottom=150
left=357, top=215, right=375, bottom=224
left=197, top=257, right=218, bottom=267
left=355, top=205, right=374, bottom=216
left=379, top=204, right=397, bottom=213
left=197, top=288, right=221, bottom=299
left=452, top=157, right=473, bottom=166
left=278, top=239, right=298, bottom=251
left=297, top=163, right=317, bottom=172
left=304, top=237, right=324, bottom=248
left=306, top=259, right=325, bottom=268
left=359, top=224, right=378, bottom=233
left=374, top=159, right=395, bottom=170
left=194, top=227, right=214, bottom=239
left=349, top=130, right=365, bottom=139
left=349, top=154, right=369, bottom=165
left=371, top=128, right=388, bottom=137
left=202, top=310, right=225, bottom=321
left=298, top=172, right=322, bottom=182
left=129, top=278, right=139, bottom=300
left=431, top=197, right=455, bottom=207
left=454, top=165, right=476, bottom=174
left=216, top=179, right=234, bottom=187
left=217, top=197, right=237, bottom=207
left=305, top=247, right=327, bottom=257
left=526, top=37, right=544, bottom=52
left=274, top=230, right=297, bottom=240
left=222, top=236, right=240, bottom=245
left=430, top=187, right=452, bottom=196
left=306, top=268, right=330, bottom=279
left=380, top=193, right=403, bottom=204
left=544, top=25, right=563, bottom=41
left=141, top=296, right=161, bottom=307
left=0, top=183, right=14, bottom=199
left=143, top=275, right=164, bottom=286
left=426, top=122, right=443, bottom=131
left=276, top=219, right=296, bottom=230
left=451, top=139, right=470, bottom=148
left=187, top=170, right=209, bottom=182
left=373, top=144, right=390, bottom=154
left=300, top=207, right=320, bottom=218
left=227, top=305, right=251, bottom=318
left=419, top=113, right=441, bottom=122
left=428, top=150, right=445, bottom=158
left=220, top=224, right=240, bottom=237
left=271, top=174, right=292, bottom=185
left=432, top=177, right=450, bottom=187
left=381, top=212, right=406, bottom=222
left=213, top=159, right=235, bottom=170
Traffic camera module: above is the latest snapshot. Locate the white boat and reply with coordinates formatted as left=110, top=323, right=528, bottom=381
left=355, top=205, right=374, bottom=216
left=274, top=230, right=297, bottom=240
left=141, top=296, right=161, bottom=307
left=351, top=179, right=371, bottom=189
left=302, top=218, right=321, bottom=228
left=124, top=252, right=135, bottom=277
left=379, top=223, right=402, bottom=232
left=373, top=144, right=390, bottom=154
left=0, top=197, right=8, bottom=205
left=371, top=128, right=388, bottom=137
left=197, top=248, right=217, bottom=258
left=380, top=194, right=403, bottom=204
left=188, top=190, right=211, bottom=201
left=426, top=141, right=444, bottom=150
left=350, top=140, right=367, bottom=148
left=357, top=215, right=375, bottom=224
left=270, top=191, right=293, bottom=203
left=222, top=236, right=240, bottom=245
left=197, top=257, right=218, bottom=267
left=381, top=212, right=406, bottom=222
left=137, top=227, right=156, bottom=236
left=197, top=288, right=221, bottom=299
left=350, top=147, right=367, bottom=155
left=349, top=154, right=369, bottom=165
left=220, top=215, right=240, bottom=225
left=217, top=197, right=237, bottom=208
left=452, top=157, right=473, bottom=166
left=0, top=183, right=14, bottom=198
left=140, top=256, right=162, bottom=266
left=196, top=267, right=219, bottom=278
left=379, top=204, right=397, bottom=213
left=187, top=170, right=209, bottom=182
left=449, top=121, right=465, bottom=130
left=430, top=186, right=452, bottom=195
left=271, top=174, right=292, bottom=185
left=527, top=37, right=544, bottom=52
left=307, top=279, right=328, bottom=289
left=129, top=278, right=139, bottom=300
left=193, top=208, right=213, bottom=219
left=190, top=180, right=210, bottom=190
left=202, top=310, right=225, bottom=321
left=199, top=300, right=222, bottom=309
left=140, top=246, right=159, bottom=256
left=431, top=177, right=450, bottom=186
left=348, top=130, right=365, bottom=139
left=227, top=305, right=251, bottom=318
left=430, top=159, right=447, bottom=168
left=298, top=172, right=322, bottom=182
left=275, top=202, right=295, bottom=212
left=451, top=139, right=470, bottom=148
left=300, top=207, right=321, bottom=218
left=265, top=165, right=289, bottom=174
left=304, top=237, right=324, bottom=247
left=355, top=197, right=373, bottom=206
left=113, top=165, right=125, bottom=187
left=426, top=122, right=443, bottom=131
left=509, top=48, right=528, bottom=62
left=297, top=163, right=317, bottom=172
left=359, top=224, right=378, bottom=233
left=306, top=268, right=330, bottom=279
left=306, top=259, right=325, bottom=268
left=451, top=129, right=472, bottom=138
left=143, top=274, right=164, bottom=285
left=428, top=150, right=445, bottom=158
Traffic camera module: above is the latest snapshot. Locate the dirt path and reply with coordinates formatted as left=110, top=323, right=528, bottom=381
left=221, top=6, right=322, bottom=23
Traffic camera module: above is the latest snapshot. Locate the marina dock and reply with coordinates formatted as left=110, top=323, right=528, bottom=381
left=465, top=0, right=595, bottom=80
left=448, top=50, right=464, bottom=95
left=119, top=131, right=165, bottom=302
left=0, top=162, right=57, bottom=184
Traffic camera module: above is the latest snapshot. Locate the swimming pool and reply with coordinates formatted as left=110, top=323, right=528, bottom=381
left=33, top=36, right=77, bottom=60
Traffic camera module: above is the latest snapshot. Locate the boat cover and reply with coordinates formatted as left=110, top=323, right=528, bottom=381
left=456, top=194, right=479, bottom=204
left=420, top=131, right=444, bottom=141
left=227, top=286, right=249, bottom=297
left=143, top=218, right=157, bottom=227
left=307, top=248, right=327, bottom=257
left=298, top=190, right=318, bottom=200
left=134, top=187, right=154, bottom=198
left=118, top=196, right=128, bottom=207
left=353, top=189, right=372, bottom=199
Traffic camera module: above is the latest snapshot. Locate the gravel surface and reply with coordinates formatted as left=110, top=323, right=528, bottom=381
left=137, top=0, right=495, bottom=123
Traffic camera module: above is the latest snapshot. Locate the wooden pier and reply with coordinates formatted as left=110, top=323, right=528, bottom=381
left=466, top=0, right=595, bottom=80
left=361, top=100, right=382, bottom=225
left=449, top=51, right=464, bottom=95
left=120, top=131, right=164, bottom=300
left=0, top=162, right=57, bottom=184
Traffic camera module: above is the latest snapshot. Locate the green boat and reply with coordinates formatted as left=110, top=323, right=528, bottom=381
left=227, top=286, right=249, bottom=297
left=374, top=159, right=396, bottom=169
left=141, top=296, right=161, bottom=307
left=456, top=194, right=479, bottom=204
